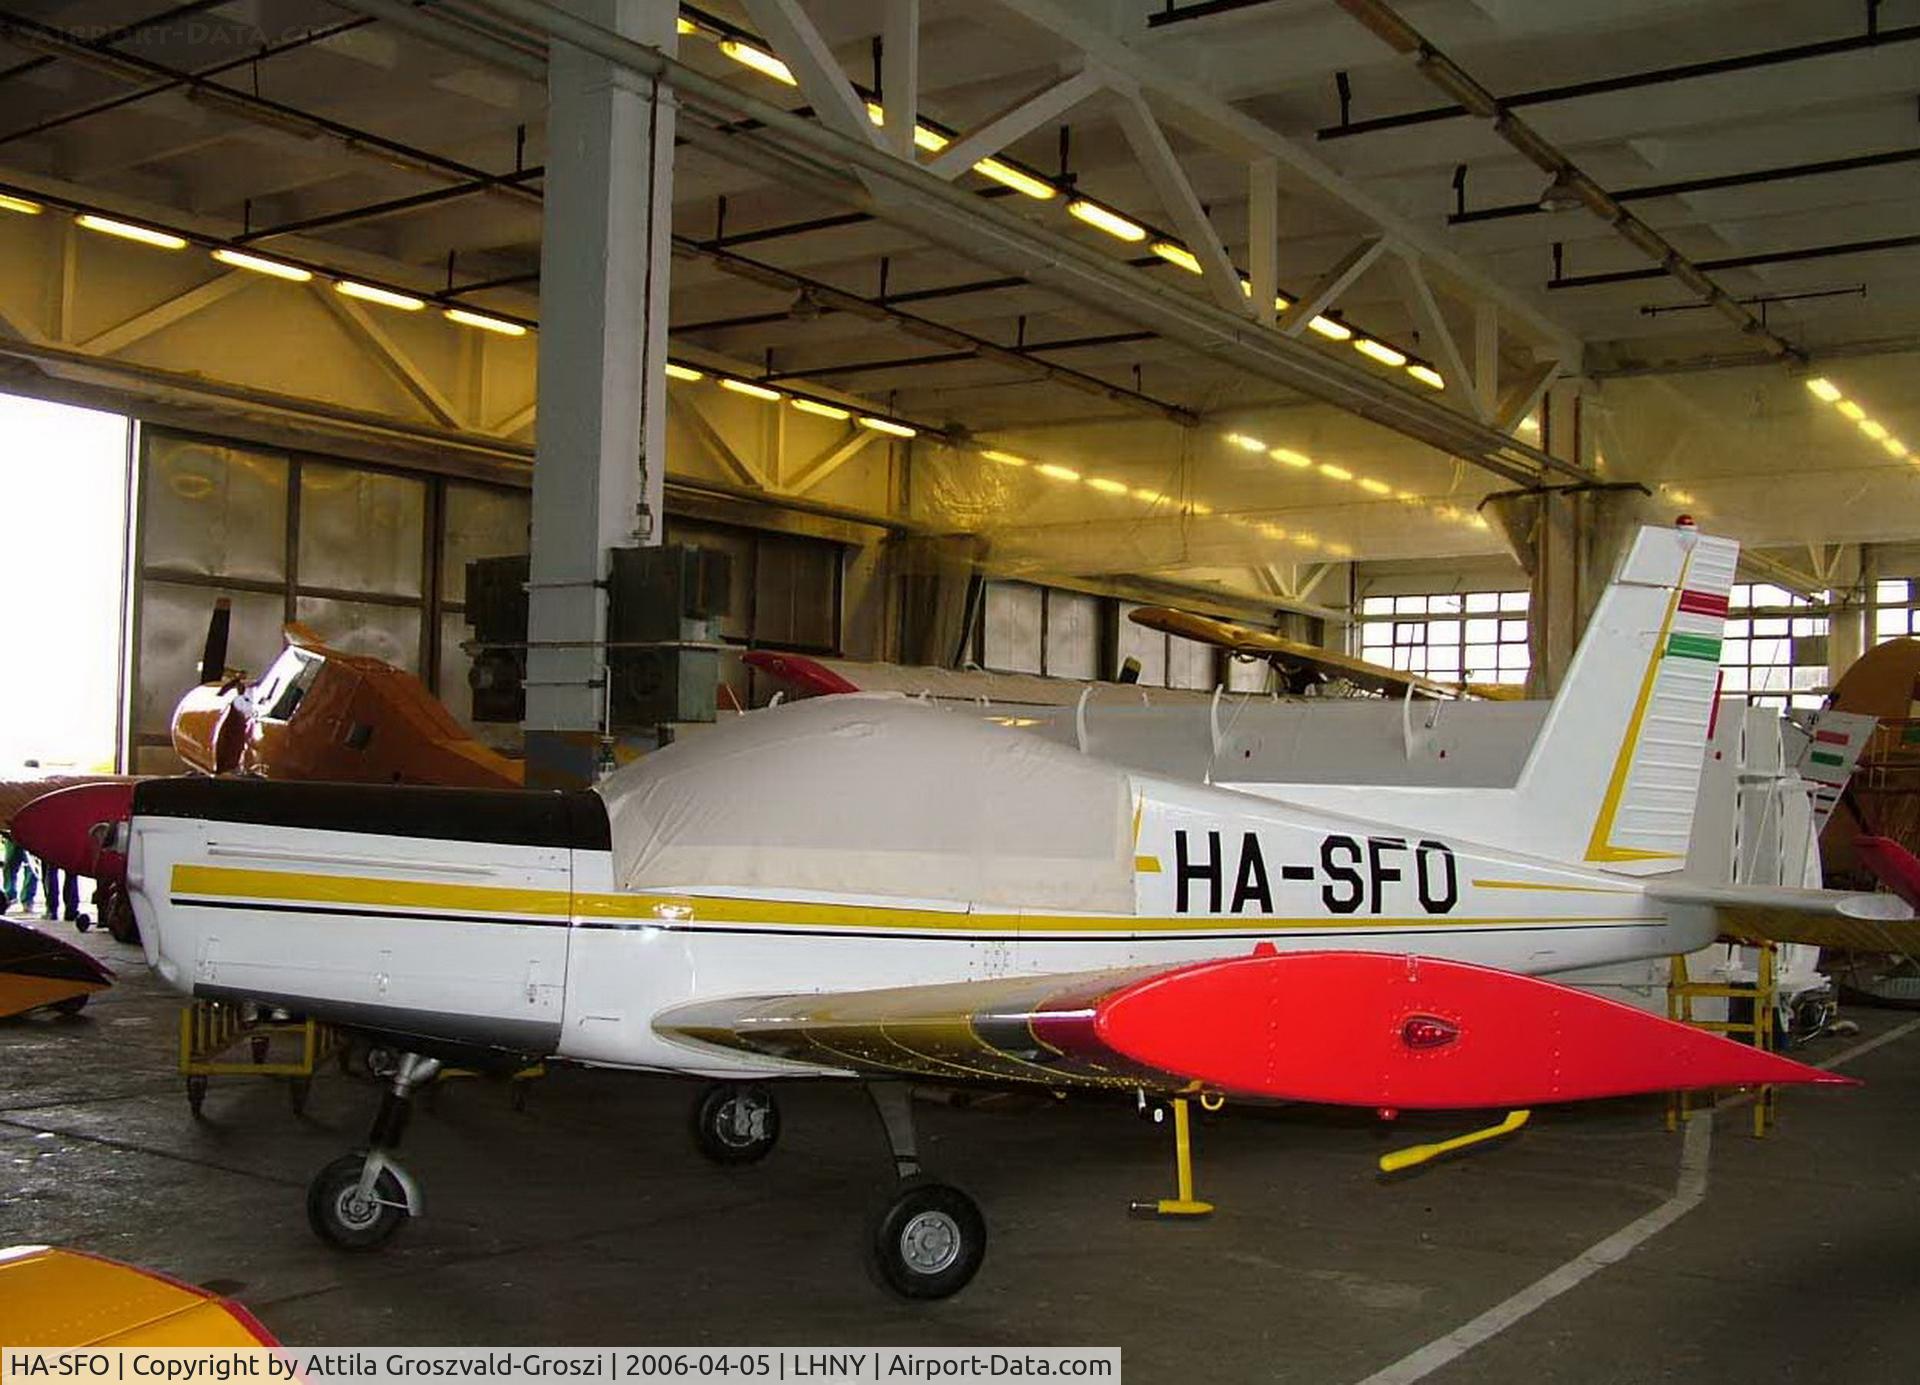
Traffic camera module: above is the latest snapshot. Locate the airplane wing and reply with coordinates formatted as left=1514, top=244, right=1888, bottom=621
left=0, top=1245, right=280, bottom=1346
left=1127, top=607, right=1462, bottom=700
left=1644, top=877, right=1917, bottom=951
left=655, top=949, right=1842, bottom=1109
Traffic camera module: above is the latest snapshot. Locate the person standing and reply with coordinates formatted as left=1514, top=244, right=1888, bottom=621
left=37, top=855, right=86, bottom=926
left=2, top=835, right=37, bottom=914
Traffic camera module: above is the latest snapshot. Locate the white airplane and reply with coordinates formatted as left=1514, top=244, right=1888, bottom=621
left=122, top=522, right=1916, bottom=1299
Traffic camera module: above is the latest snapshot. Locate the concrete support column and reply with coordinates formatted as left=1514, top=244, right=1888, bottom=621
left=524, top=0, right=678, bottom=786
left=1531, top=379, right=1586, bottom=696
left=1832, top=544, right=1870, bottom=685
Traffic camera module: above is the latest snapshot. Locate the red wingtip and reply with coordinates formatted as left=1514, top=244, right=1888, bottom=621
left=1855, top=836, right=1920, bottom=910
left=1095, top=951, right=1854, bottom=1109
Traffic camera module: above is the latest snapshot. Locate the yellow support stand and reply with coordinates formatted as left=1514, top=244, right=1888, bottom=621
left=1131, top=1097, right=1215, bottom=1218
left=1379, top=1110, right=1531, bottom=1174
left=1667, top=944, right=1778, bottom=1137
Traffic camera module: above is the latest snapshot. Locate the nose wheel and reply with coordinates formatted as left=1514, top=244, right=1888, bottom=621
left=306, top=1052, right=437, bottom=1251
left=690, top=1082, right=781, bottom=1164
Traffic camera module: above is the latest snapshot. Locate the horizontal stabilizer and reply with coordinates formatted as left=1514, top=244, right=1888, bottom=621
left=657, top=949, right=1845, bottom=1108
left=1646, top=877, right=1915, bottom=951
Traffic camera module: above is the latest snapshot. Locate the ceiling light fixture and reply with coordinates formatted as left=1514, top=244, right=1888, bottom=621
left=1067, top=199, right=1146, bottom=242
left=718, top=39, right=796, bottom=85
left=1318, top=463, right=1352, bottom=481
left=1861, top=419, right=1889, bottom=441
left=1307, top=315, right=1352, bottom=341
left=445, top=307, right=527, bottom=336
left=0, top=193, right=44, bottom=215
left=210, top=248, right=311, bottom=281
left=720, top=377, right=782, bottom=401
left=1037, top=463, right=1081, bottom=482
left=1354, top=338, right=1408, bottom=368
left=858, top=415, right=915, bottom=437
left=1805, top=377, right=1843, bottom=403
left=1359, top=477, right=1391, bottom=494
left=1087, top=477, right=1129, bottom=495
left=1270, top=448, right=1312, bottom=469
left=665, top=363, right=703, bottom=381
left=1226, top=433, right=1267, bottom=452
left=1837, top=400, right=1866, bottom=422
left=791, top=398, right=852, bottom=420
left=1150, top=240, right=1202, bottom=274
left=1885, top=437, right=1909, bottom=458
left=1407, top=363, right=1445, bottom=389
left=76, top=214, right=186, bottom=249
left=982, top=449, right=1028, bottom=467
left=974, top=157, right=1056, bottom=199
left=336, top=280, right=424, bottom=310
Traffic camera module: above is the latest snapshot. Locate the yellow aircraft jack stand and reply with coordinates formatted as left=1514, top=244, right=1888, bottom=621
left=1379, top=1110, right=1531, bottom=1174
left=1667, top=945, right=1778, bottom=1138
left=1130, top=1096, right=1215, bottom=1218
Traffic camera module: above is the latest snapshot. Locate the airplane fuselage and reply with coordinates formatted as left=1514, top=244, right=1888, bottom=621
left=128, top=773, right=1714, bottom=1085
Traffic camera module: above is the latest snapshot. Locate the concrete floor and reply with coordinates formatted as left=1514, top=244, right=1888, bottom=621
left=5, top=921, right=1919, bottom=1383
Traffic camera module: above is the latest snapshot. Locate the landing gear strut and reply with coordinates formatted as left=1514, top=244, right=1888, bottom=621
left=307, top=1052, right=438, bottom=1251
left=862, top=1083, right=985, bottom=1300
left=690, top=1082, right=780, bottom=1164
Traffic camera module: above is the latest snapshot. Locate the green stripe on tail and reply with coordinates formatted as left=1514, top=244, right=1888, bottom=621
left=1665, top=632, right=1722, bottom=661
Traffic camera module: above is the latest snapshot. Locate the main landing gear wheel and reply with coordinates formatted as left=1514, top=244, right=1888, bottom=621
left=690, top=1082, right=780, bottom=1164
left=867, top=1179, right=986, bottom=1300
left=307, top=1153, right=407, bottom=1250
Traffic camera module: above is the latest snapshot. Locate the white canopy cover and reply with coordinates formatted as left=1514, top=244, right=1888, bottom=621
left=596, top=694, right=1136, bottom=913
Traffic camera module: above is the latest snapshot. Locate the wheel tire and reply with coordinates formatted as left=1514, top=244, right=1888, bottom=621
left=186, top=1075, right=208, bottom=1117
left=51, top=993, right=90, bottom=1016
left=103, top=888, right=139, bottom=945
left=72, top=915, right=91, bottom=933
left=307, top=1154, right=408, bottom=1251
left=689, top=1083, right=780, bottom=1165
left=866, top=1180, right=986, bottom=1300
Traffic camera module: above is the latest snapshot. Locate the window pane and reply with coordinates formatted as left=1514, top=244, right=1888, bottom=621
left=1361, top=596, right=1395, bottom=616
left=1465, top=618, right=1499, bottom=644
left=442, top=483, right=530, bottom=605
left=294, top=596, right=421, bottom=673
left=1046, top=591, right=1099, bottom=680
left=1753, top=617, right=1790, bottom=638
left=299, top=463, right=425, bottom=598
left=1722, top=638, right=1749, bottom=665
left=1466, top=593, right=1499, bottom=613
left=1428, top=593, right=1462, bottom=614
left=1427, top=619, right=1459, bottom=645
left=1500, top=619, right=1527, bottom=643
left=143, top=434, right=288, bottom=583
left=1876, top=609, right=1909, bottom=638
left=984, top=583, right=1044, bottom=674
left=1362, top=623, right=1391, bottom=648
left=1500, top=591, right=1529, bottom=612
left=1724, top=617, right=1749, bottom=637
left=1394, top=595, right=1428, bottom=615
left=1877, top=580, right=1908, bottom=603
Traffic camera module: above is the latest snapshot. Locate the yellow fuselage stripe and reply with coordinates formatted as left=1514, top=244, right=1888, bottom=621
left=170, top=864, right=1654, bottom=935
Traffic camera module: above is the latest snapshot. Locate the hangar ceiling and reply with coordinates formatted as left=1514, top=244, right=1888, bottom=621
left=0, top=0, right=1916, bottom=599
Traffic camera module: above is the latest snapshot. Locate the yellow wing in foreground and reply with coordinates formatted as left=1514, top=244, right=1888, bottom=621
left=0, top=1245, right=279, bottom=1345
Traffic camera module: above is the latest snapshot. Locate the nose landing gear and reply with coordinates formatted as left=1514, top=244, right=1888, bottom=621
left=306, top=1053, right=438, bottom=1251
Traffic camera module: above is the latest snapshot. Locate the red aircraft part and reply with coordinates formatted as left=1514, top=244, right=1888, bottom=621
left=10, top=780, right=136, bottom=886
left=1853, top=836, right=1920, bottom=910
left=1089, top=951, right=1851, bottom=1109
left=742, top=649, right=861, bottom=696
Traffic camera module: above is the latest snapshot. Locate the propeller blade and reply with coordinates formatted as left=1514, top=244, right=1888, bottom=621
left=198, top=598, right=232, bottom=685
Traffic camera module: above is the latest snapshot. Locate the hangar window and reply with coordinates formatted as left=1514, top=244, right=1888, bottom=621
left=1721, top=583, right=1828, bottom=710
left=976, top=582, right=1103, bottom=681
left=1356, top=590, right=1530, bottom=686
left=1872, top=580, right=1920, bottom=644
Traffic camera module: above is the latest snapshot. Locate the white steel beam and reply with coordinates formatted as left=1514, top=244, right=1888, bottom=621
left=1495, top=359, right=1562, bottom=434
left=1247, top=157, right=1279, bottom=329
left=1277, top=236, right=1387, bottom=338
left=784, top=426, right=883, bottom=495
left=674, top=396, right=770, bottom=491
left=984, top=0, right=1581, bottom=363
left=80, top=271, right=251, bottom=357
left=1390, top=251, right=1484, bottom=421
left=741, top=0, right=883, bottom=150
left=923, top=69, right=1105, bottom=181
left=1111, top=90, right=1248, bottom=316
left=1474, top=300, right=1499, bottom=422
left=315, top=286, right=464, bottom=429
left=879, top=0, right=919, bottom=161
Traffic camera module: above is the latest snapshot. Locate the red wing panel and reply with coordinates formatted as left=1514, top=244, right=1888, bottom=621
left=1854, top=836, right=1920, bottom=910
left=742, top=650, right=862, bottom=696
left=1096, top=951, right=1848, bottom=1108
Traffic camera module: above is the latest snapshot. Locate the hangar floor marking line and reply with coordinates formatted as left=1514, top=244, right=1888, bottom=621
left=1350, top=1017, right=1920, bottom=1385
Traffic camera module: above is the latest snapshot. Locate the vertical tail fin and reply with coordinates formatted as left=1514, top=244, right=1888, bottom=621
left=1509, top=523, right=1738, bottom=874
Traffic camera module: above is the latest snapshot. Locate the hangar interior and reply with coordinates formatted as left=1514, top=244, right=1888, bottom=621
left=5, top=0, right=1920, bottom=1374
